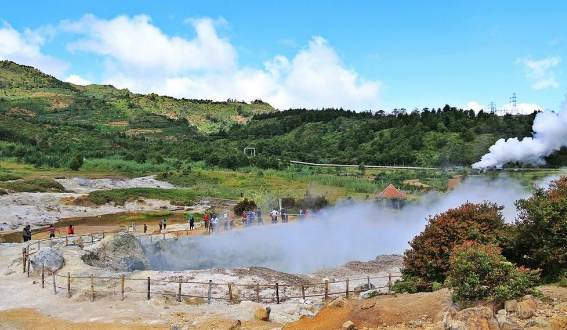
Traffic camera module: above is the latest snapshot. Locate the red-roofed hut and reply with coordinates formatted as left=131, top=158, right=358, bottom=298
left=376, top=184, right=407, bottom=209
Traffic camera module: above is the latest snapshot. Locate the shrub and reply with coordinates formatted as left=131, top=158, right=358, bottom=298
left=448, top=241, right=538, bottom=308
left=403, top=202, right=506, bottom=285
left=233, top=198, right=257, bottom=215
left=510, top=176, right=567, bottom=281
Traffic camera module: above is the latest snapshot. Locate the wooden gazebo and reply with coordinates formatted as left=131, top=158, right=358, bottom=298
left=376, top=184, right=407, bottom=209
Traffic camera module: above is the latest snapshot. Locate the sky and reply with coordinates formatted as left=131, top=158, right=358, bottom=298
left=1, top=0, right=566, bottom=112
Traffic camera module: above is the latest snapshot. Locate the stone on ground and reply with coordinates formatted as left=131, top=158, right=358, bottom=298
left=254, top=306, right=271, bottom=321
left=81, top=232, right=150, bottom=271
left=30, top=247, right=64, bottom=272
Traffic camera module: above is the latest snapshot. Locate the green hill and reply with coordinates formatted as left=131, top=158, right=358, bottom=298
left=0, top=60, right=275, bottom=134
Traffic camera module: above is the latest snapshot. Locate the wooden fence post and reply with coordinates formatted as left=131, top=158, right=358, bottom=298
left=121, top=275, right=125, bottom=301
left=256, top=283, right=260, bottom=303
left=208, top=280, right=212, bottom=304
left=367, top=276, right=370, bottom=289
left=228, top=283, right=233, bottom=304
left=276, top=283, right=279, bottom=304
left=147, top=277, right=151, bottom=300
left=163, top=233, right=166, bottom=240
left=388, top=273, right=392, bottom=294
left=90, top=234, right=94, bottom=244
left=38, top=240, right=41, bottom=250
left=345, top=279, right=349, bottom=298
left=150, top=234, right=152, bottom=243
left=22, top=248, right=26, bottom=273
left=41, top=265, right=45, bottom=289
left=90, top=274, right=94, bottom=302
left=102, top=231, right=105, bottom=239
left=324, top=280, right=329, bottom=301
left=67, top=272, right=71, bottom=298
left=301, top=285, right=305, bottom=300
left=178, top=279, right=182, bottom=302
left=52, top=272, right=56, bottom=295
left=65, top=236, right=68, bottom=246
left=27, top=258, right=30, bottom=277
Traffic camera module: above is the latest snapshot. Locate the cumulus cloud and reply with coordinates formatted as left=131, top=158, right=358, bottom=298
left=516, top=55, right=561, bottom=90
left=61, top=14, right=237, bottom=73
left=464, top=101, right=485, bottom=112
left=0, top=22, right=67, bottom=76
left=499, top=102, right=543, bottom=115
left=153, top=36, right=382, bottom=110
left=64, top=74, right=91, bottom=85
left=60, top=15, right=381, bottom=110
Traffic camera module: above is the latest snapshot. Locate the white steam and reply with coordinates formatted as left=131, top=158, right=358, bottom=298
left=143, top=176, right=555, bottom=274
left=473, top=110, right=567, bottom=169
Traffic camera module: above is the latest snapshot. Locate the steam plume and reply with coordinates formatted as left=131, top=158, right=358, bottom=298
left=142, top=176, right=555, bottom=274
left=473, top=110, right=567, bottom=169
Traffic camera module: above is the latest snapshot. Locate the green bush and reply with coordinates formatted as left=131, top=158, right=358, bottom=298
left=431, top=282, right=443, bottom=291
left=0, top=172, right=21, bottom=181
left=448, top=241, right=538, bottom=307
left=392, top=280, right=418, bottom=294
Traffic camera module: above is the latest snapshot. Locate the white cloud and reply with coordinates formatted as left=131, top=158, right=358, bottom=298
left=61, top=14, right=237, bottom=74
left=65, top=74, right=91, bottom=85
left=516, top=55, right=561, bottom=90
left=500, top=102, right=543, bottom=115
left=0, top=22, right=67, bottom=76
left=151, top=36, right=382, bottom=110
left=464, top=101, right=485, bottom=113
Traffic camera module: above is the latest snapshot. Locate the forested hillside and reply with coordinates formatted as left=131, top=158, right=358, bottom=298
left=1, top=60, right=565, bottom=171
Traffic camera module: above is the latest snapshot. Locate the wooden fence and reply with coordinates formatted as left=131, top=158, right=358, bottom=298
left=23, top=230, right=401, bottom=304
left=38, top=270, right=401, bottom=304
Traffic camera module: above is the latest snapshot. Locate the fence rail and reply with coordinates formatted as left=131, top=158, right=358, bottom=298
left=38, top=271, right=401, bottom=304
left=22, top=229, right=402, bottom=305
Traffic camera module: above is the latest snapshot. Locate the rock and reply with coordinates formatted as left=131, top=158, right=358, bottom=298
left=496, top=314, right=522, bottom=330
left=360, top=289, right=380, bottom=299
left=517, top=299, right=537, bottom=320
left=81, top=232, right=150, bottom=271
left=524, top=317, right=552, bottom=328
left=443, top=307, right=499, bottom=330
left=329, top=297, right=349, bottom=308
left=360, top=300, right=376, bottom=310
left=505, top=300, right=518, bottom=313
left=342, top=320, right=355, bottom=330
left=354, top=283, right=375, bottom=292
left=228, top=320, right=241, bottom=330
left=254, top=306, right=271, bottom=321
left=30, top=247, right=64, bottom=272
left=497, top=309, right=507, bottom=315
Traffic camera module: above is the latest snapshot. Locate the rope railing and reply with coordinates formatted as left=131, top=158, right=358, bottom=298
left=35, top=269, right=401, bottom=304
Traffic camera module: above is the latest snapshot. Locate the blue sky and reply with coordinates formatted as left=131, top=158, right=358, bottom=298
left=1, top=1, right=565, bottom=112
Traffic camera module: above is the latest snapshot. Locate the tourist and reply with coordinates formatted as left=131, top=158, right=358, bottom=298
left=270, top=209, right=278, bottom=223
left=281, top=208, right=288, bottom=223
left=241, top=211, right=247, bottom=227
left=26, top=225, right=32, bottom=241
left=162, top=219, right=167, bottom=229
left=46, top=224, right=59, bottom=238
left=22, top=225, right=30, bottom=242
left=131, top=222, right=136, bottom=231
left=223, top=213, right=228, bottom=230
left=256, top=209, right=263, bottom=225
left=204, top=213, right=210, bottom=230
left=143, top=223, right=148, bottom=233
left=211, top=215, right=218, bottom=233
left=67, top=225, right=75, bottom=235
left=247, top=210, right=255, bottom=226
left=189, top=214, right=195, bottom=230
left=229, top=212, right=234, bottom=229
left=159, top=219, right=163, bottom=231
left=299, top=209, right=304, bottom=221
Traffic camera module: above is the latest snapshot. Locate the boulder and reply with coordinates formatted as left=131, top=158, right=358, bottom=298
left=342, top=320, right=355, bottom=330
left=517, top=299, right=537, bottom=320
left=524, top=317, right=552, bottom=328
left=254, top=306, right=271, bottom=321
left=496, top=315, right=522, bottom=330
left=443, top=307, right=499, bottom=330
left=328, top=297, right=349, bottom=308
left=505, top=300, right=518, bottom=313
left=30, top=247, right=64, bottom=272
left=228, top=320, right=241, bottom=330
left=81, top=232, right=150, bottom=271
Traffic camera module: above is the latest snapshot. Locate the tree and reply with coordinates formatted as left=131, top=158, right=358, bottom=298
left=358, top=162, right=366, bottom=176
left=510, top=176, right=567, bottom=280
left=68, top=154, right=83, bottom=171
left=403, top=202, right=506, bottom=285
left=448, top=241, right=537, bottom=307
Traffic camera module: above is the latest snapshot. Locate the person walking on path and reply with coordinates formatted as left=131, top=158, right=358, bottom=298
left=204, top=213, right=210, bottom=231
left=162, top=219, right=167, bottom=229
left=67, top=225, right=75, bottom=235
left=223, top=213, right=228, bottom=230
left=229, top=212, right=235, bottom=229
left=189, top=214, right=195, bottom=230
left=143, top=223, right=148, bottom=233
left=257, top=209, right=263, bottom=225
left=159, top=219, right=163, bottom=231
left=46, top=224, right=59, bottom=238
left=241, top=211, right=248, bottom=227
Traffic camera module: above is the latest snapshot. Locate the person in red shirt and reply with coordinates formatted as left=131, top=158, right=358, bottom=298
left=67, top=225, right=75, bottom=235
left=204, top=213, right=210, bottom=230
left=46, top=224, right=60, bottom=238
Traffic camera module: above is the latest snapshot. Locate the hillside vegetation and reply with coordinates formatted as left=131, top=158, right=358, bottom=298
left=1, top=60, right=566, bottom=175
